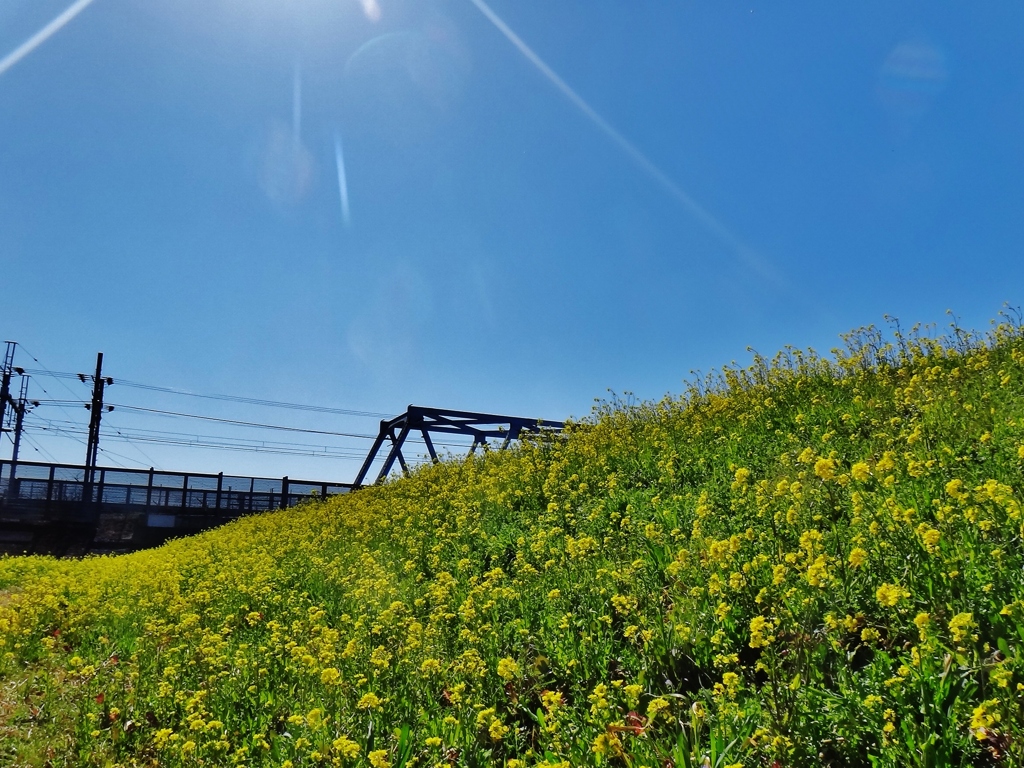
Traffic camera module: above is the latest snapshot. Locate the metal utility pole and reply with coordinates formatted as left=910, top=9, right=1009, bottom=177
left=0, top=341, right=14, bottom=435
left=10, top=375, right=31, bottom=468
left=81, top=352, right=113, bottom=488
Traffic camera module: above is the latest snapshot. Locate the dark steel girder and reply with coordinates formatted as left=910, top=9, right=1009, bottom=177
left=352, top=405, right=564, bottom=488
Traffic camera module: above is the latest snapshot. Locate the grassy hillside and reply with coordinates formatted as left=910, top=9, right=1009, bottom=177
left=3, top=317, right=1024, bottom=767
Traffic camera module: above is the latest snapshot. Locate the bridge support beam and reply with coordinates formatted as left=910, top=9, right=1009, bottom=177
left=352, top=405, right=563, bottom=488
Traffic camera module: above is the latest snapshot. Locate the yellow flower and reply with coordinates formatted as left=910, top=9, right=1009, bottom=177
left=475, top=707, right=497, bottom=729
left=368, top=749, right=391, bottom=768
left=945, top=478, right=967, bottom=500
left=541, top=690, right=563, bottom=711
left=806, top=555, right=829, bottom=587
left=876, top=451, right=897, bottom=472
left=333, top=735, right=361, bottom=758
left=875, top=583, right=908, bottom=608
left=850, top=462, right=870, bottom=482
left=320, top=667, right=341, bottom=685
left=305, top=708, right=325, bottom=729
left=496, top=657, right=520, bottom=681
left=624, top=683, right=642, bottom=707
left=848, top=547, right=868, bottom=568
left=488, top=718, right=508, bottom=741
left=913, top=612, right=930, bottom=640
left=814, top=457, right=836, bottom=481
left=990, top=666, right=1012, bottom=689
left=949, top=612, right=975, bottom=643
left=647, top=697, right=670, bottom=720
left=749, top=615, right=776, bottom=648
left=916, top=524, right=940, bottom=553
left=592, top=732, right=624, bottom=757
left=971, top=699, right=1001, bottom=738
left=357, top=692, right=382, bottom=710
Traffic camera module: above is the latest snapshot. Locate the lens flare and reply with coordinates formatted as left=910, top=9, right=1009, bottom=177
left=0, top=0, right=97, bottom=79
left=334, top=133, right=352, bottom=227
left=464, top=0, right=775, bottom=281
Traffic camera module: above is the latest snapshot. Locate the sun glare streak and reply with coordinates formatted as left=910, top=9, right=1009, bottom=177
left=292, top=61, right=302, bottom=149
left=335, top=133, right=352, bottom=227
left=359, top=0, right=382, bottom=23
left=465, top=0, right=776, bottom=280
left=0, top=0, right=97, bottom=79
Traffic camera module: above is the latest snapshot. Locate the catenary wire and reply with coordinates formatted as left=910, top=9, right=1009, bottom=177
left=15, top=345, right=161, bottom=468
left=19, top=367, right=390, bottom=418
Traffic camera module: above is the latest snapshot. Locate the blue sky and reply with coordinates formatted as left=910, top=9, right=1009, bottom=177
left=2, top=0, right=1022, bottom=482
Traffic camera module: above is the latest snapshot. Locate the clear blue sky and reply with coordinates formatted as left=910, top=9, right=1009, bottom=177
left=2, top=0, right=1022, bottom=482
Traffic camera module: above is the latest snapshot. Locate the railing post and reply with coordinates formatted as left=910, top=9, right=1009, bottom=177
left=281, top=476, right=289, bottom=509
left=146, top=467, right=154, bottom=508
left=181, top=473, right=188, bottom=511
left=216, top=472, right=223, bottom=510
left=46, top=464, right=55, bottom=511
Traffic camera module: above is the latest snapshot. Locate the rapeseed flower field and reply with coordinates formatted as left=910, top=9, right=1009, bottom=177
left=3, top=316, right=1024, bottom=767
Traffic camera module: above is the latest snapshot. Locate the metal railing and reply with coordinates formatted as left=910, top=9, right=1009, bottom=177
left=0, top=459, right=353, bottom=521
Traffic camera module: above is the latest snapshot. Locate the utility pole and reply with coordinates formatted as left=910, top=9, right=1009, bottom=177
left=10, top=375, right=36, bottom=468
left=10, top=376, right=27, bottom=467
left=0, top=341, right=14, bottom=435
left=80, top=352, right=114, bottom=490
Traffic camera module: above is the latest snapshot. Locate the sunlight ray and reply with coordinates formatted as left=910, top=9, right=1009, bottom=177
left=335, top=133, right=352, bottom=227
left=0, top=0, right=98, bottom=79
left=466, top=0, right=776, bottom=280
left=292, top=60, right=302, bottom=150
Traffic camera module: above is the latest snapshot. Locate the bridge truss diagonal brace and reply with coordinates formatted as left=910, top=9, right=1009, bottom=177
left=351, top=405, right=564, bottom=488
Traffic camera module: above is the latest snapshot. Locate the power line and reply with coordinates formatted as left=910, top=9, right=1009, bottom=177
left=16, top=344, right=158, bottom=470
left=26, top=413, right=460, bottom=464
left=29, top=407, right=474, bottom=452
left=20, top=432, right=58, bottom=463
left=103, top=418, right=162, bottom=469
left=23, top=421, right=129, bottom=468
left=15, top=347, right=88, bottom=403
left=24, top=420, right=373, bottom=461
left=20, top=367, right=390, bottom=418
left=105, top=404, right=383, bottom=438
left=33, top=400, right=383, bottom=438
left=97, top=444, right=153, bottom=468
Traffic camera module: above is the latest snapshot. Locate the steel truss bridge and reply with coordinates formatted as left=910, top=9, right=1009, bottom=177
left=0, top=406, right=563, bottom=554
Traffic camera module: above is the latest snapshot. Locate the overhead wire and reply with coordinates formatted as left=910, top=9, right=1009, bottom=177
left=19, top=432, right=58, bottom=463
left=101, top=417, right=163, bottom=469
left=23, top=419, right=373, bottom=461
left=20, top=368, right=390, bottom=418
left=27, top=423, right=130, bottom=468
left=29, top=403, right=474, bottom=452
left=95, top=445, right=143, bottom=469
left=15, top=345, right=160, bottom=468
left=15, top=358, right=482, bottom=470
left=104, top=404, right=382, bottom=439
